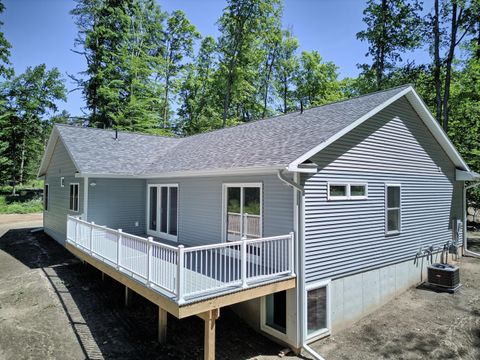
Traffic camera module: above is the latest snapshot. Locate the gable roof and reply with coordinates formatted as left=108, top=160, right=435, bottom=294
left=38, top=85, right=470, bottom=178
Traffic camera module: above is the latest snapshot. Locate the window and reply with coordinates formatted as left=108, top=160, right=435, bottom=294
left=44, top=184, right=49, bottom=211
left=305, top=280, right=331, bottom=340
left=223, top=183, right=262, bottom=241
left=147, top=184, right=178, bottom=241
left=265, top=291, right=287, bottom=334
left=69, top=183, right=79, bottom=212
left=328, top=182, right=367, bottom=200
left=60, top=177, right=65, bottom=187
left=386, top=184, right=401, bottom=234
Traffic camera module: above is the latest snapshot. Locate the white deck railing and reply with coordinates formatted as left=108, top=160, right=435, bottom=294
left=66, top=216, right=295, bottom=304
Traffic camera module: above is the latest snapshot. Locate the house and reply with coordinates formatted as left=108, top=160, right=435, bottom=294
left=37, top=85, right=478, bottom=359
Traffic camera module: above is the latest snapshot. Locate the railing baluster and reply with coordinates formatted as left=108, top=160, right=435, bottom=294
left=117, top=229, right=123, bottom=270
left=147, top=237, right=153, bottom=287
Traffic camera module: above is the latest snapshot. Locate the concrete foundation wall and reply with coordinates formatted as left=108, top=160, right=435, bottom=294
left=330, top=254, right=445, bottom=333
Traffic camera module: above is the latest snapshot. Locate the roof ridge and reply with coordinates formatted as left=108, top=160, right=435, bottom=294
left=180, top=84, right=413, bottom=140
left=54, top=123, right=180, bottom=140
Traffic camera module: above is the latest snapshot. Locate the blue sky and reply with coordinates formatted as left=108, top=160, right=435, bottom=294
left=2, top=0, right=432, bottom=117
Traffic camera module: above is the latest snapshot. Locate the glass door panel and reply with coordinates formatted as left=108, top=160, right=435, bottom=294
left=160, top=186, right=168, bottom=234
left=225, top=185, right=262, bottom=241
left=226, top=187, right=241, bottom=241
left=169, top=187, right=178, bottom=236
left=243, top=187, right=261, bottom=239
left=149, top=186, right=157, bottom=231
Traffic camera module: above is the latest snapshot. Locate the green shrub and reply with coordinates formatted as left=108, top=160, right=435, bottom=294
left=0, top=196, right=43, bottom=214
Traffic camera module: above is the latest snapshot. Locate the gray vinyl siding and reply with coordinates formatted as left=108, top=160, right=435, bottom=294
left=147, top=174, right=294, bottom=246
left=87, top=178, right=146, bottom=235
left=302, top=97, right=463, bottom=284
left=44, top=139, right=83, bottom=244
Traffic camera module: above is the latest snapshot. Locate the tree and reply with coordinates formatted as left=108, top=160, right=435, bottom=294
left=357, top=0, right=423, bottom=90
left=273, top=30, right=299, bottom=114
left=157, top=10, right=199, bottom=128
left=295, top=51, right=342, bottom=108
left=177, top=36, right=220, bottom=135
left=0, top=65, right=66, bottom=192
left=71, top=0, right=166, bottom=131
left=0, top=0, right=12, bottom=79
left=216, top=0, right=282, bottom=126
left=427, top=0, right=478, bottom=130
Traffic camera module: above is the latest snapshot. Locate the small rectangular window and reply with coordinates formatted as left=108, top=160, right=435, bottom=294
left=44, top=184, right=49, bottom=211
left=386, top=184, right=401, bottom=234
left=60, top=177, right=65, bottom=187
left=305, top=280, right=330, bottom=340
left=328, top=182, right=367, bottom=200
left=69, top=183, right=79, bottom=212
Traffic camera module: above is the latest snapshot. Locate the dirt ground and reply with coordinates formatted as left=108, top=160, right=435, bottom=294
left=0, top=214, right=479, bottom=360
left=0, top=214, right=287, bottom=360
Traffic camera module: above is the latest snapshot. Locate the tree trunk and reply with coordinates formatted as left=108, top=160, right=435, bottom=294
left=443, top=1, right=460, bottom=132
left=433, top=0, right=443, bottom=126
left=283, top=74, right=288, bottom=114
left=19, top=138, right=26, bottom=186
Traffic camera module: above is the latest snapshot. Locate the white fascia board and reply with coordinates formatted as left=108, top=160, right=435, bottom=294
left=287, top=86, right=471, bottom=173
left=288, top=86, right=413, bottom=170
left=75, top=165, right=285, bottom=179
left=37, top=128, right=59, bottom=178
left=405, top=90, right=470, bottom=171
left=37, top=126, right=82, bottom=178
left=456, top=169, right=480, bottom=181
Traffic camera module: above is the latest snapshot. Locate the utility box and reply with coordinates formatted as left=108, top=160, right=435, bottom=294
left=427, top=263, right=460, bottom=289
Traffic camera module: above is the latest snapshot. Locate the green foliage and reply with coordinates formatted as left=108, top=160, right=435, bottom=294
left=0, top=196, right=43, bottom=214
left=295, top=50, right=343, bottom=107
left=357, top=0, right=423, bottom=90
left=0, top=64, right=66, bottom=191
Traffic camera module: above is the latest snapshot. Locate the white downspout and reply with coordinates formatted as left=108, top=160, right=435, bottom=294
left=277, top=170, right=326, bottom=360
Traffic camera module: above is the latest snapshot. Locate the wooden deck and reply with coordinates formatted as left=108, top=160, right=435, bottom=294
left=65, top=216, right=296, bottom=359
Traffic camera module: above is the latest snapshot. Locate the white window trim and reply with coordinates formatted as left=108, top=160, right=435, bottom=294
left=44, top=183, right=49, bottom=212
left=260, top=292, right=289, bottom=343
left=146, top=183, right=179, bottom=242
left=221, top=182, right=263, bottom=242
left=60, top=177, right=65, bottom=187
left=327, top=182, right=368, bottom=201
left=385, top=183, right=402, bottom=235
left=304, top=279, right=331, bottom=343
left=69, top=183, right=80, bottom=212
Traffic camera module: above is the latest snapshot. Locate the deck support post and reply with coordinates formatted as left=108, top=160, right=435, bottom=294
left=158, top=307, right=168, bottom=343
left=200, top=308, right=220, bottom=360
left=124, top=286, right=131, bottom=307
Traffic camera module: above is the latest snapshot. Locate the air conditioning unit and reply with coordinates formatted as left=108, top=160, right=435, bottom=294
left=427, top=263, right=460, bottom=290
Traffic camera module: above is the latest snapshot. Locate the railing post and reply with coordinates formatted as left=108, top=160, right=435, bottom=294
left=74, top=218, right=79, bottom=246
left=177, top=245, right=185, bottom=304
left=289, top=231, right=295, bottom=276
left=241, top=236, right=247, bottom=288
left=117, top=229, right=123, bottom=270
left=244, top=213, right=249, bottom=238
left=147, top=236, right=153, bottom=287
left=89, top=221, right=94, bottom=254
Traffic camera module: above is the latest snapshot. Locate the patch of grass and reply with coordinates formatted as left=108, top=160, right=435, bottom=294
left=0, top=195, right=43, bottom=214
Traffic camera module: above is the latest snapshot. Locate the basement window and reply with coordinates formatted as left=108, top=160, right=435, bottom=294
left=305, top=279, right=331, bottom=341
left=69, top=183, right=79, bottom=212
left=385, top=184, right=401, bottom=234
left=328, top=182, right=367, bottom=200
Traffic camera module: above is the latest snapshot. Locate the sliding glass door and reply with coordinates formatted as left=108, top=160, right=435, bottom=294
left=147, top=184, right=178, bottom=241
left=224, top=183, right=262, bottom=242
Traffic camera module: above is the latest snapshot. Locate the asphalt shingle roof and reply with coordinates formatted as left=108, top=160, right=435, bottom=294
left=55, top=85, right=410, bottom=176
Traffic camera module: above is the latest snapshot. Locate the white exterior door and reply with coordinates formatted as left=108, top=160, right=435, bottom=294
left=224, top=183, right=262, bottom=242
left=147, top=184, right=178, bottom=242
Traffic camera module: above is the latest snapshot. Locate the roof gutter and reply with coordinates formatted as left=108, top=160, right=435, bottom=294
left=277, top=169, right=304, bottom=194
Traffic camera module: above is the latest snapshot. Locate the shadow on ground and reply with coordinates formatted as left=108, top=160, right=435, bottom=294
left=0, top=228, right=286, bottom=360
